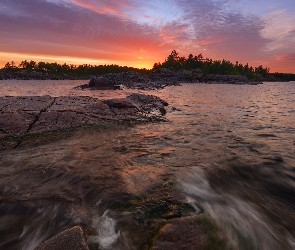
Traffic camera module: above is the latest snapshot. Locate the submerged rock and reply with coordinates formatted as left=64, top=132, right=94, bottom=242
left=152, top=216, right=209, bottom=250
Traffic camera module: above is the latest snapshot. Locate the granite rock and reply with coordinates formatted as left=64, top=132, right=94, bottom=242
left=0, top=94, right=168, bottom=149
left=35, top=226, right=89, bottom=250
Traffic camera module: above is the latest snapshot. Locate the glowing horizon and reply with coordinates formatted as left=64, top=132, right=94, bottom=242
left=0, top=52, right=154, bottom=69
left=0, top=0, right=294, bottom=73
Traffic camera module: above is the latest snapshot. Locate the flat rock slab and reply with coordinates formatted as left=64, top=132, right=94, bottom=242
left=35, top=226, right=89, bottom=250
left=0, top=95, right=54, bottom=112
left=152, top=216, right=209, bottom=250
left=0, top=93, right=168, bottom=149
left=0, top=96, right=54, bottom=136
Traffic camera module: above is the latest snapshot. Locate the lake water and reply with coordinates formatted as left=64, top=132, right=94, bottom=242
left=0, top=80, right=295, bottom=249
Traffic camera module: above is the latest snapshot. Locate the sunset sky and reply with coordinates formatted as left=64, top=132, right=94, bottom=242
left=0, top=0, right=294, bottom=73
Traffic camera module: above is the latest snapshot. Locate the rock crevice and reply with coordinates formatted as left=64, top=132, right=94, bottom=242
left=0, top=94, right=168, bottom=150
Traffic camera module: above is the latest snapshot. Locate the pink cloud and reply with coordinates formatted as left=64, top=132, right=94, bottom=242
left=196, top=39, right=224, bottom=46
left=70, top=0, right=132, bottom=17
left=0, top=0, right=294, bottom=72
left=275, top=54, right=295, bottom=61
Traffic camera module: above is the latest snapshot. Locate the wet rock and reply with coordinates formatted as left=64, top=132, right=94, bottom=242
left=0, top=96, right=54, bottom=136
left=114, top=84, right=124, bottom=90
left=109, top=180, right=212, bottom=250
left=114, top=181, right=189, bottom=222
left=0, top=215, right=22, bottom=231
left=152, top=216, right=209, bottom=250
left=80, top=71, right=183, bottom=91
left=104, top=98, right=137, bottom=109
left=128, top=93, right=168, bottom=107
left=0, top=94, right=168, bottom=149
left=35, top=226, right=89, bottom=250
left=128, top=93, right=168, bottom=116
left=88, top=77, right=115, bottom=90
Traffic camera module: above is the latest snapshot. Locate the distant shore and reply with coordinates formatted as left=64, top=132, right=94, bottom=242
left=1, top=68, right=290, bottom=87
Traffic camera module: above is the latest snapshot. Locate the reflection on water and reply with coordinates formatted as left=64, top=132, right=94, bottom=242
left=0, top=79, right=143, bottom=99
left=0, top=81, right=295, bottom=249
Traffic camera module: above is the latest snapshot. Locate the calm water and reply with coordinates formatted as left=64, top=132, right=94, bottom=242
left=0, top=80, right=295, bottom=249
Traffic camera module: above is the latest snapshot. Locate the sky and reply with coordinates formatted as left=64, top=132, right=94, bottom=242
left=0, top=0, right=294, bottom=73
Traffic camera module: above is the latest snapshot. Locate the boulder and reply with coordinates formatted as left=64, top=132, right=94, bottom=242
left=127, top=93, right=168, bottom=116
left=88, top=77, right=114, bottom=90
left=35, top=226, right=89, bottom=250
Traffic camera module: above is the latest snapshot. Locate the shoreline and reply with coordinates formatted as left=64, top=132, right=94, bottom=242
left=1, top=82, right=294, bottom=249
left=0, top=90, right=225, bottom=250
left=0, top=71, right=268, bottom=90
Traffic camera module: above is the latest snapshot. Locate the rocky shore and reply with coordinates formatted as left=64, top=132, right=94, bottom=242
left=1, top=68, right=264, bottom=90
left=77, top=70, right=182, bottom=91
left=0, top=92, right=226, bottom=250
left=201, top=74, right=263, bottom=85
left=0, top=70, right=87, bottom=80
left=77, top=70, right=263, bottom=91
left=0, top=93, right=168, bottom=150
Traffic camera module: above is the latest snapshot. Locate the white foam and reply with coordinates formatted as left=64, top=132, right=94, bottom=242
left=88, top=210, right=120, bottom=250
left=178, top=168, right=287, bottom=250
left=186, top=196, right=202, bottom=214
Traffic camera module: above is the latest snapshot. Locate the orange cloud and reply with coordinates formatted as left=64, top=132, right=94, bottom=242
left=70, top=0, right=130, bottom=17
left=1, top=0, right=294, bottom=73
left=196, top=39, right=224, bottom=46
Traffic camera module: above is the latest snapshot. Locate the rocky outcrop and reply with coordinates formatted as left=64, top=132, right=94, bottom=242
left=1, top=68, right=264, bottom=86
left=88, top=77, right=115, bottom=89
left=77, top=70, right=264, bottom=91
left=201, top=75, right=263, bottom=85
left=128, top=93, right=168, bottom=116
left=0, top=94, right=168, bottom=150
left=77, top=71, right=183, bottom=91
left=35, top=226, right=89, bottom=250
left=0, top=69, right=67, bottom=80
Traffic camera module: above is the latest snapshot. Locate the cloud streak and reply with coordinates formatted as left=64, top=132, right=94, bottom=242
left=0, top=0, right=294, bottom=72
left=261, top=10, right=295, bottom=51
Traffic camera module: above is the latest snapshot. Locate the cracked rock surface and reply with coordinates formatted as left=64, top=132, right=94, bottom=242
left=35, top=226, right=89, bottom=250
left=0, top=93, right=168, bottom=150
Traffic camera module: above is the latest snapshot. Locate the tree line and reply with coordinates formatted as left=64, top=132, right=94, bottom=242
left=153, top=50, right=271, bottom=79
left=2, top=51, right=295, bottom=81
left=2, top=60, right=148, bottom=78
